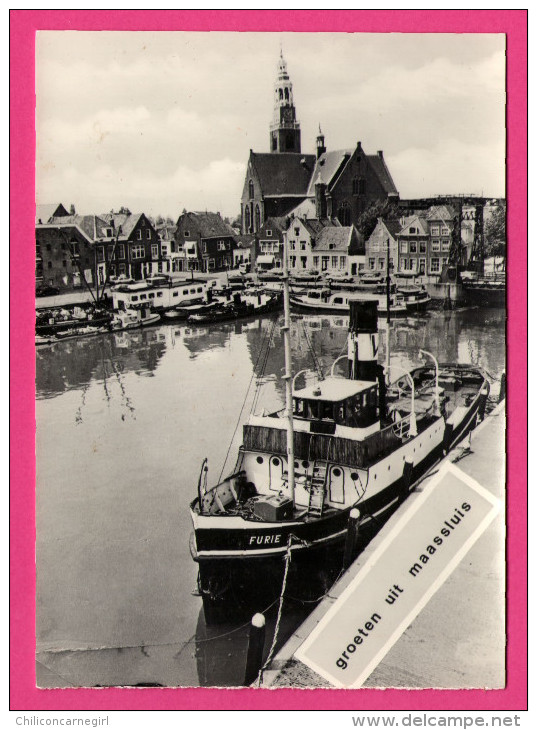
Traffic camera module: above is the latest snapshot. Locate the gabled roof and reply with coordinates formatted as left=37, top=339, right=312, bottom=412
left=306, top=150, right=353, bottom=196
left=99, top=212, right=145, bottom=239
left=398, top=215, right=428, bottom=237
left=188, top=211, right=236, bottom=239
left=250, top=152, right=315, bottom=197
left=367, top=154, right=399, bottom=196
left=313, top=225, right=364, bottom=254
left=36, top=203, right=69, bottom=224
left=47, top=214, right=110, bottom=241
left=426, top=204, right=456, bottom=221
left=234, top=235, right=255, bottom=248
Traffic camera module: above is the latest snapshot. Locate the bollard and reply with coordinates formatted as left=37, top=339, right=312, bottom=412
left=399, top=457, right=414, bottom=503
left=244, top=613, right=266, bottom=686
left=499, top=371, right=506, bottom=402
left=343, top=508, right=361, bottom=570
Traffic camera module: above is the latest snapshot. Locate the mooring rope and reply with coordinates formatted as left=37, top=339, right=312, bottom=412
left=256, top=535, right=295, bottom=686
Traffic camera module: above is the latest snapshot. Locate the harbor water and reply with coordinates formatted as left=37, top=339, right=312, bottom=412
left=35, top=305, right=505, bottom=687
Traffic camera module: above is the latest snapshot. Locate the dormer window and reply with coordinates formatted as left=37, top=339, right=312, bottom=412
left=294, top=227, right=300, bottom=236
left=184, top=230, right=190, bottom=237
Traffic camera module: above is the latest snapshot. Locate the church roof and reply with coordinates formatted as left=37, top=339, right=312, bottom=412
left=367, top=154, right=399, bottom=196
left=306, top=150, right=353, bottom=196
left=250, top=152, right=316, bottom=197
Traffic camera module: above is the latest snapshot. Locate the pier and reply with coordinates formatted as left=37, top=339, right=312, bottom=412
left=259, top=400, right=505, bottom=688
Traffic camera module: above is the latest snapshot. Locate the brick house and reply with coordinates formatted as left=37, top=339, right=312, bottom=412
left=395, top=205, right=455, bottom=277
left=174, top=212, right=236, bottom=273
left=254, top=216, right=288, bottom=271
left=99, top=212, right=162, bottom=281
left=425, top=205, right=455, bottom=276
left=365, top=218, right=402, bottom=274
left=36, top=216, right=98, bottom=293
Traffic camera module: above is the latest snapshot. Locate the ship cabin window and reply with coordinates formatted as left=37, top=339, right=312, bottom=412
left=293, top=386, right=378, bottom=427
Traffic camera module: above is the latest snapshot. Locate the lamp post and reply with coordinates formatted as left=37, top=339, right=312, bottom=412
left=419, top=349, right=440, bottom=414
left=386, top=364, right=417, bottom=437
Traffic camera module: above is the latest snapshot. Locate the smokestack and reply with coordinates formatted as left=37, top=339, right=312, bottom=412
left=348, top=300, right=379, bottom=381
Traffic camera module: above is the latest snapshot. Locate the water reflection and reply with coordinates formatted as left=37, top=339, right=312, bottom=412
left=35, top=306, right=505, bottom=687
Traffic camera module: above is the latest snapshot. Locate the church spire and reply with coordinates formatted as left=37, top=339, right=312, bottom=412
left=270, top=50, right=301, bottom=153
left=316, top=123, right=326, bottom=159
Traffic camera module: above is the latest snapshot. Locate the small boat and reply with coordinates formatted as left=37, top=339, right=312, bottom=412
left=290, top=288, right=408, bottom=316
left=291, top=269, right=323, bottom=284
left=189, top=251, right=489, bottom=616
left=111, top=306, right=160, bottom=331
left=187, top=291, right=282, bottom=324
left=397, top=284, right=431, bottom=312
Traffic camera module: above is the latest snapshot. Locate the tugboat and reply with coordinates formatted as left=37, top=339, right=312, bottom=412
left=189, top=240, right=489, bottom=616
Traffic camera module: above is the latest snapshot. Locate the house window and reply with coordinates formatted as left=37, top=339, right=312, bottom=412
left=378, top=258, right=385, bottom=270
left=418, top=258, right=426, bottom=274
left=401, top=258, right=410, bottom=271
left=217, top=240, right=227, bottom=251
left=313, top=256, right=319, bottom=268
left=146, top=229, right=151, bottom=240
left=266, top=229, right=272, bottom=237
left=290, top=256, right=296, bottom=268
left=432, top=239, right=441, bottom=252
left=97, top=246, right=105, bottom=262
left=430, top=226, right=439, bottom=236
left=430, top=258, right=440, bottom=273
left=321, top=256, right=329, bottom=271
left=410, top=258, right=417, bottom=271
left=330, top=256, right=337, bottom=268
left=441, top=239, right=451, bottom=252
left=441, top=227, right=449, bottom=235
left=119, top=263, right=126, bottom=276
left=400, top=241, right=408, bottom=254
left=151, top=244, right=159, bottom=259
left=294, top=227, right=300, bottom=236
left=442, top=257, right=448, bottom=267
left=339, top=256, right=346, bottom=269
left=137, top=229, right=142, bottom=240
left=409, top=227, right=416, bottom=234
left=409, top=241, right=417, bottom=253
left=131, top=243, right=145, bottom=260
left=419, top=241, right=427, bottom=254
left=290, top=241, right=295, bottom=250
left=70, top=241, right=79, bottom=256
left=300, top=241, right=307, bottom=250
left=369, top=258, right=375, bottom=270
left=301, top=257, right=308, bottom=269
left=107, top=245, right=115, bottom=260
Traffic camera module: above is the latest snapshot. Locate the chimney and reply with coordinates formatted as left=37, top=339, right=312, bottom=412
left=377, top=150, right=383, bottom=159
left=348, top=301, right=379, bottom=382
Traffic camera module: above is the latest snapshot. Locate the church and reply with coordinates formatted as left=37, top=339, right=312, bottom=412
left=240, top=51, right=400, bottom=234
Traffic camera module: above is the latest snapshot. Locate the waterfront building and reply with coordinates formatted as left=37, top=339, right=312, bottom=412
left=99, top=212, right=163, bottom=282
left=365, top=218, right=402, bottom=274
left=233, top=234, right=255, bottom=269
left=240, top=52, right=399, bottom=235
left=254, top=216, right=288, bottom=271
left=395, top=204, right=455, bottom=277
left=156, top=224, right=177, bottom=274
left=284, top=214, right=362, bottom=276
left=174, top=211, right=237, bottom=273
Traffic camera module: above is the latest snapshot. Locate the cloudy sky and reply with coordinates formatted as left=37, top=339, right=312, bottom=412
left=36, top=31, right=505, bottom=219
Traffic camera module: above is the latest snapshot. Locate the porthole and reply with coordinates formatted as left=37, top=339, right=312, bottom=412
left=350, top=472, right=359, bottom=480
left=256, top=456, right=264, bottom=464
left=272, top=457, right=280, bottom=466
left=332, top=467, right=341, bottom=477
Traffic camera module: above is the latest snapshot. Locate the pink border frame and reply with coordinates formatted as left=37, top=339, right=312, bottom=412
left=10, top=10, right=527, bottom=711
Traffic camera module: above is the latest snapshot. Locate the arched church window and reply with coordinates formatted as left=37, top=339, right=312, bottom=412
left=244, top=206, right=251, bottom=233
left=286, top=133, right=295, bottom=150
left=255, top=205, right=261, bottom=232
left=249, top=179, right=254, bottom=200
left=337, top=202, right=351, bottom=227
left=284, top=87, right=289, bottom=101
left=352, top=177, right=359, bottom=195
left=279, top=88, right=283, bottom=100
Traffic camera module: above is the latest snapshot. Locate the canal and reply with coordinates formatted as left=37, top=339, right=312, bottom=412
left=35, top=305, right=505, bottom=688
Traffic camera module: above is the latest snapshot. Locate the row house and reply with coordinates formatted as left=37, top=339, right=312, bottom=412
left=36, top=215, right=97, bottom=293
left=285, top=215, right=363, bottom=276
left=156, top=225, right=177, bottom=273
left=233, top=234, right=255, bottom=269
left=396, top=205, right=454, bottom=276
left=97, top=213, right=163, bottom=282
left=365, top=218, right=401, bottom=274
left=254, top=216, right=287, bottom=271
left=174, top=212, right=237, bottom=273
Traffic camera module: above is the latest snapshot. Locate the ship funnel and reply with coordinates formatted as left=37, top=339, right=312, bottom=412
left=348, top=300, right=379, bottom=381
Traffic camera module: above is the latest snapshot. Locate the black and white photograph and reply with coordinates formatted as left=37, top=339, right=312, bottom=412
left=34, top=30, right=507, bottom=690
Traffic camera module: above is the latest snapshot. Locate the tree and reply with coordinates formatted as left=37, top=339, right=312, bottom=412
left=356, top=199, right=401, bottom=240
left=484, top=205, right=506, bottom=259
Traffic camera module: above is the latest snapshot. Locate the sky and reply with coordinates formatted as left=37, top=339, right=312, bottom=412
left=35, top=31, right=506, bottom=220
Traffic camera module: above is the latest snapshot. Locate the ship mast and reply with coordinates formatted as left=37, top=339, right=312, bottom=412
left=282, top=232, right=295, bottom=500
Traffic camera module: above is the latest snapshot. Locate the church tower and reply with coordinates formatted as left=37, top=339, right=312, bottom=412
left=269, top=50, right=301, bottom=153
